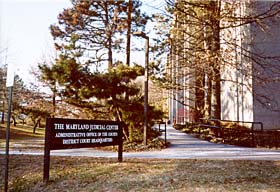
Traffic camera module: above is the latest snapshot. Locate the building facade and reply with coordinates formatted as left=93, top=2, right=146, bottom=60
left=168, top=0, right=280, bottom=129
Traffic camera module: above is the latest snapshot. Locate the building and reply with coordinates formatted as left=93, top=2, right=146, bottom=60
left=167, top=0, right=280, bottom=129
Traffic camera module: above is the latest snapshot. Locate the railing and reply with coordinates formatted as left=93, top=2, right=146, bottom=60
left=155, top=121, right=167, bottom=144
left=198, top=118, right=264, bottom=147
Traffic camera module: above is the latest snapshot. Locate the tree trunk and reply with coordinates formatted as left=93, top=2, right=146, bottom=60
left=126, top=0, right=132, bottom=66
left=52, top=83, right=56, bottom=117
left=12, top=115, right=17, bottom=127
left=210, top=0, right=221, bottom=121
left=206, top=72, right=212, bottom=118
left=105, top=2, right=113, bottom=69
left=195, top=70, right=205, bottom=122
left=115, top=106, right=129, bottom=142
left=33, top=118, right=41, bottom=134
left=128, top=123, right=134, bottom=142
left=124, top=0, right=132, bottom=101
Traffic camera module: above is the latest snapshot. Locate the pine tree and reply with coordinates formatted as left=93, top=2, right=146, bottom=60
left=50, top=0, right=149, bottom=70
left=40, top=0, right=163, bottom=142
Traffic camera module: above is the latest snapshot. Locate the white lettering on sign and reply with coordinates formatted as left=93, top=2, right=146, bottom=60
left=55, top=132, right=86, bottom=138
left=86, top=132, right=97, bottom=137
left=108, top=132, right=118, bottom=136
left=53, top=123, right=119, bottom=146
left=89, top=124, right=106, bottom=131
left=62, top=139, right=80, bottom=144
left=54, top=123, right=64, bottom=130
left=80, top=139, right=91, bottom=143
left=65, top=124, right=89, bottom=130
left=91, top=138, right=113, bottom=143
left=106, top=125, right=118, bottom=130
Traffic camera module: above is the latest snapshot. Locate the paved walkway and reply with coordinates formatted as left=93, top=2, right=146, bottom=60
left=1, top=125, right=279, bottom=160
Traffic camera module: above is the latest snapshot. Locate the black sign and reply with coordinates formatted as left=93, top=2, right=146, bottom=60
left=44, top=118, right=123, bottom=182
left=46, top=118, right=122, bottom=150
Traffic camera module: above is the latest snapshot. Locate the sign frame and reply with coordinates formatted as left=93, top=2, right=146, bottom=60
left=43, top=118, right=123, bottom=182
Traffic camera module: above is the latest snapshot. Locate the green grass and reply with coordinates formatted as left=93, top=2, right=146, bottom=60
left=0, top=124, right=45, bottom=151
left=0, top=124, right=45, bottom=140
left=0, top=155, right=279, bottom=192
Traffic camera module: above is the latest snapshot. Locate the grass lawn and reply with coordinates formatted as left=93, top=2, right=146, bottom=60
left=0, top=124, right=45, bottom=140
left=0, top=155, right=279, bottom=192
left=1, top=124, right=279, bottom=191
left=0, top=124, right=45, bottom=151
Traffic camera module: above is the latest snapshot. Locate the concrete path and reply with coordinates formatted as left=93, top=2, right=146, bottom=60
left=1, top=125, right=279, bottom=160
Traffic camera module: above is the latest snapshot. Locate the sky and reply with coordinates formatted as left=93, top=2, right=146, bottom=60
left=0, top=0, right=72, bottom=85
left=0, top=0, right=166, bottom=86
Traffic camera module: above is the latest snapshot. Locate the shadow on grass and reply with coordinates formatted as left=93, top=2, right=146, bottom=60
left=0, top=155, right=279, bottom=192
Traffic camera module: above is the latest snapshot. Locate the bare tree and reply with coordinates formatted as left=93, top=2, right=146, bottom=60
left=153, top=0, right=280, bottom=124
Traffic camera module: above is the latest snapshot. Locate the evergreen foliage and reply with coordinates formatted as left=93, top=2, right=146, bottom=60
left=50, top=0, right=149, bottom=69
left=39, top=0, right=164, bottom=143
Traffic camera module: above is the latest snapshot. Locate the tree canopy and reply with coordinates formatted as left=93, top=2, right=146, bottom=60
left=39, top=0, right=164, bottom=143
left=50, top=0, right=149, bottom=69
